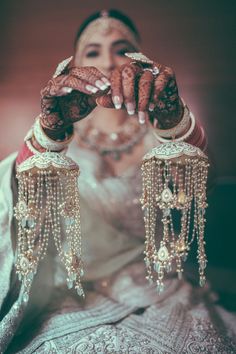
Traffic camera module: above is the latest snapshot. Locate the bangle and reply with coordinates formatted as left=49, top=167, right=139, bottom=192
left=154, top=103, right=191, bottom=139
left=154, top=111, right=196, bottom=143
left=33, top=116, right=74, bottom=151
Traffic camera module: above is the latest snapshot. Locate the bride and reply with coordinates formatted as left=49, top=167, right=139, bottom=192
left=0, top=8, right=235, bottom=353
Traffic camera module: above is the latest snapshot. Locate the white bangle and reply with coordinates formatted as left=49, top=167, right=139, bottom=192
left=154, top=104, right=191, bottom=139
left=33, top=116, right=74, bottom=151
left=154, top=111, right=196, bottom=143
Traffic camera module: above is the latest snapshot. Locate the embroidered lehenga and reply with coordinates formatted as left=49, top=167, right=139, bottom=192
left=0, top=128, right=236, bottom=353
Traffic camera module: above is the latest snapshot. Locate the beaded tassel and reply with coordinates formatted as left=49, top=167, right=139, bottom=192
left=14, top=152, right=84, bottom=303
left=140, top=142, right=209, bottom=294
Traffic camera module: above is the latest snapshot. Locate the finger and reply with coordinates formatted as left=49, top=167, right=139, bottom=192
left=110, top=67, right=123, bottom=109
left=70, top=67, right=110, bottom=91
left=152, top=65, right=174, bottom=104
left=121, top=64, right=136, bottom=115
left=96, top=94, right=114, bottom=108
left=62, top=75, right=101, bottom=95
left=138, top=70, right=154, bottom=123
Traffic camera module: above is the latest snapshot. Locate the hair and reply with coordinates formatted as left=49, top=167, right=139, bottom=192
left=74, top=9, right=141, bottom=47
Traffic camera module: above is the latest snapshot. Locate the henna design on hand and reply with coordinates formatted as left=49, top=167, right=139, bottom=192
left=40, top=64, right=110, bottom=139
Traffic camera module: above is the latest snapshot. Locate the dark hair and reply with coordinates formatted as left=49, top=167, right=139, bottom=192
left=74, top=9, right=141, bottom=47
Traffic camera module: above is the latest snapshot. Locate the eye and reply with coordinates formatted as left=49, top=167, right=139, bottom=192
left=116, top=48, right=130, bottom=56
left=85, top=51, right=99, bottom=58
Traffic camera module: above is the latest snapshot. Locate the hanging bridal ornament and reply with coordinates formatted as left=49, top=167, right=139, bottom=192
left=14, top=152, right=84, bottom=303
left=140, top=141, right=209, bottom=294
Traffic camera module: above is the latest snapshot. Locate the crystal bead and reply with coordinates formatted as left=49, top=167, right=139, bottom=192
left=163, top=208, right=171, bottom=217
left=157, top=246, right=169, bottom=261
left=200, top=260, right=207, bottom=269
left=27, top=218, right=35, bottom=228
left=76, top=287, right=84, bottom=296
left=148, top=278, right=154, bottom=285
left=80, top=268, right=84, bottom=277
left=67, top=279, right=73, bottom=289
left=161, top=188, right=173, bottom=203
left=65, top=218, right=75, bottom=226
left=156, top=283, right=164, bottom=294
left=21, top=218, right=27, bottom=227
left=165, top=263, right=172, bottom=272
left=70, top=272, right=77, bottom=281
left=145, top=259, right=150, bottom=267
left=154, top=262, right=161, bottom=272
left=200, top=276, right=206, bottom=287
left=22, top=293, right=29, bottom=303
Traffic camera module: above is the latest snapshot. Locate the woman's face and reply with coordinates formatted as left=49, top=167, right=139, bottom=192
left=74, top=29, right=137, bottom=77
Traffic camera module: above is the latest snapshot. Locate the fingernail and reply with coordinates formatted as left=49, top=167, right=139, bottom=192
left=85, top=85, right=99, bottom=93
left=138, top=111, right=146, bottom=124
left=95, top=80, right=108, bottom=90
left=101, top=77, right=111, bottom=86
left=113, top=96, right=122, bottom=109
left=126, top=102, right=135, bottom=115
left=62, top=87, right=72, bottom=93
left=149, top=103, right=155, bottom=111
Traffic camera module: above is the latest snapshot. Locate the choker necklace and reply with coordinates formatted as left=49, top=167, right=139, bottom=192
left=76, top=117, right=148, bottom=161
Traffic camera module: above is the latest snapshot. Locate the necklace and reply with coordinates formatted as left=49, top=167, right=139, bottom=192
left=76, top=117, right=148, bottom=160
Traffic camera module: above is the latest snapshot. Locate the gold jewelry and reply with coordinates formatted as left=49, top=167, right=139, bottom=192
left=33, top=116, right=74, bottom=152
left=14, top=152, right=84, bottom=303
left=140, top=140, right=209, bottom=293
left=75, top=18, right=140, bottom=63
left=154, top=104, right=191, bottom=139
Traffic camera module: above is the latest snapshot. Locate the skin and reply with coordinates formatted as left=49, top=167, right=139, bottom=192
left=39, top=28, right=184, bottom=175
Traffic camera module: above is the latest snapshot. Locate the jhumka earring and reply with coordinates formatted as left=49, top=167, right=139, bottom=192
left=14, top=151, right=84, bottom=303
left=140, top=141, right=209, bottom=293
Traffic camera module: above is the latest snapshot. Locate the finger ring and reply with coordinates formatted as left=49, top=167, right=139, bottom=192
left=53, top=56, right=73, bottom=78
left=124, top=52, right=154, bottom=65
left=143, top=66, right=160, bottom=77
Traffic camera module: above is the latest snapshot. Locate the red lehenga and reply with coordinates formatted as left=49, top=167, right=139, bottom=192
left=0, top=130, right=235, bottom=353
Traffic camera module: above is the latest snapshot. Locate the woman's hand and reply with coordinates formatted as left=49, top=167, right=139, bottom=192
left=40, top=58, right=110, bottom=139
left=97, top=58, right=184, bottom=129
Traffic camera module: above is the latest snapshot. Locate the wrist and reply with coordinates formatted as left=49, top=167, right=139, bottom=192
left=152, top=97, right=184, bottom=130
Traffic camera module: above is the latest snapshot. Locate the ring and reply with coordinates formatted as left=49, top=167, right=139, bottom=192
left=124, top=52, right=154, bottom=65
left=143, top=66, right=160, bottom=77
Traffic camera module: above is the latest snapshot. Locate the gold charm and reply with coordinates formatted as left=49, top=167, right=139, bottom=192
left=177, top=191, right=187, bottom=205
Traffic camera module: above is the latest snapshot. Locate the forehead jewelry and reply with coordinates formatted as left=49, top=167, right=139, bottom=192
left=14, top=152, right=84, bottom=303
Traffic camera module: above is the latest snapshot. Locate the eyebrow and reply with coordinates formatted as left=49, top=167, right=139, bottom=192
left=84, top=39, right=133, bottom=50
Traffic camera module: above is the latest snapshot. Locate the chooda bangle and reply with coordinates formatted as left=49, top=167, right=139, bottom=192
left=154, top=104, right=191, bottom=139
left=33, top=116, right=74, bottom=152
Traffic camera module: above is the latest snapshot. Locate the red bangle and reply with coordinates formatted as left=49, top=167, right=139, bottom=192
left=16, top=142, right=35, bottom=166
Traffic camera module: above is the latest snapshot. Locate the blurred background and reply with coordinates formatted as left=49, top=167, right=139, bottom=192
left=0, top=0, right=235, bottom=307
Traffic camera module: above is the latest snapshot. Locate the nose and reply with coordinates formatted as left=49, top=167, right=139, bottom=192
left=100, top=51, right=115, bottom=76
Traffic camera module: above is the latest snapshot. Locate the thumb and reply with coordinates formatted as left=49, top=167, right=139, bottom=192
left=96, top=94, right=114, bottom=108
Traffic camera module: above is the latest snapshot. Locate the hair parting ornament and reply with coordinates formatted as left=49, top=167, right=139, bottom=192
left=75, top=10, right=141, bottom=61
